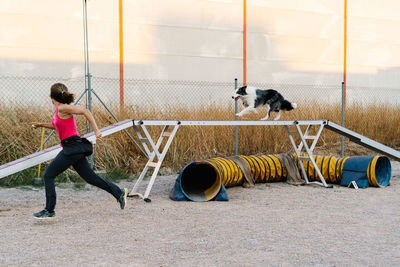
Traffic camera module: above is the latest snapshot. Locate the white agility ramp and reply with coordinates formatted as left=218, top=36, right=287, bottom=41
left=324, top=121, right=400, bottom=160
left=0, top=120, right=134, bottom=179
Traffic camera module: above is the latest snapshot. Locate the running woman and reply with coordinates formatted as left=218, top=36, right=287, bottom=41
left=31, top=83, right=128, bottom=220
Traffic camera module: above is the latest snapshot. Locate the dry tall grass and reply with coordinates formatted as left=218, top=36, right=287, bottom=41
left=1, top=101, right=399, bottom=182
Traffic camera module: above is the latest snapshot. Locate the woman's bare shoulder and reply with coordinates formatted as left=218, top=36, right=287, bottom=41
left=58, top=104, right=86, bottom=115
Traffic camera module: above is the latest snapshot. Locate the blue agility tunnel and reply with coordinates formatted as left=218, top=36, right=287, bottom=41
left=341, top=156, right=391, bottom=188
left=295, top=154, right=392, bottom=188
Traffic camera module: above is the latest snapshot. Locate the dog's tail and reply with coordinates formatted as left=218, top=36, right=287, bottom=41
left=281, top=100, right=297, bottom=111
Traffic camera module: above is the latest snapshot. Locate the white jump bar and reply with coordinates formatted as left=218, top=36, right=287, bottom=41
left=133, top=119, right=400, bottom=161
left=133, top=120, right=328, bottom=126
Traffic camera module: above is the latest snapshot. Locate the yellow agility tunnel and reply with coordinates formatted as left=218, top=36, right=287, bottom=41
left=175, top=154, right=391, bottom=202
left=178, top=154, right=293, bottom=202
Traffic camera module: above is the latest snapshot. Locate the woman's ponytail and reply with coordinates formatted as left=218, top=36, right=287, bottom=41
left=50, top=83, right=75, bottom=104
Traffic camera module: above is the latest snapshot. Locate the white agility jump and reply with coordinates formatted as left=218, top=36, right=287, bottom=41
left=128, top=119, right=400, bottom=201
left=1, top=119, right=399, bottom=202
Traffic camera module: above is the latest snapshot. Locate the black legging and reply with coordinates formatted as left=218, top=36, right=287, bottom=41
left=43, top=150, right=122, bottom=212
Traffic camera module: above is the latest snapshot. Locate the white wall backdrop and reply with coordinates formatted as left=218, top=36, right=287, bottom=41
left=0, top=0, right=399, bottom=105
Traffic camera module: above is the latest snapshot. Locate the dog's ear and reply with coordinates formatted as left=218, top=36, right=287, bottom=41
left=238, top=86, right=247, bottom=95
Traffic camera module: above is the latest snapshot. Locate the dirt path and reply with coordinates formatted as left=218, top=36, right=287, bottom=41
left=1, top=162, right=399, bottom=266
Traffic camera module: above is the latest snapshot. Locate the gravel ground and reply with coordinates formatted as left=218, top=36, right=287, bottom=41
left=0, top=161, right=399, bottom=266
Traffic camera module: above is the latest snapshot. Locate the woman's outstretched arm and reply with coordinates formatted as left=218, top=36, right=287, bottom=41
left=58, top=104, right=102, bottom=140
left=31, top=122, right=54, bottom=129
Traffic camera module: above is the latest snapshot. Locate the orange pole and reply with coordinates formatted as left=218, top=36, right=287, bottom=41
left=343, top=0, right=347, bottom=106
left=119, top=0, right=124, bottom=113
left=243, top=0, right=247, bottom=86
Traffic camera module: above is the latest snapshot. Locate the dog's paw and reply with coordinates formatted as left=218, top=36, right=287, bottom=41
left=236, top=113, right=243, bottom=117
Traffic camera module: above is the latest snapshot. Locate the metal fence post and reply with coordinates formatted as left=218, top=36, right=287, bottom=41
left=234, top=78, right=238, bottom=155
left=83, top=0, right=94, bottom=167
left=341, top=81, right=345, bottom=157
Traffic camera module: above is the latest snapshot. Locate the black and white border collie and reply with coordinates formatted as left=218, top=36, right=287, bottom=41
left=232, top=86, right=297, bottom=120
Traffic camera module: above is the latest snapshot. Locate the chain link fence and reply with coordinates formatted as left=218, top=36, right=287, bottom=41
left=0, top=76, right=317, bottom=123
left=3, top=76, right=398, bottom=118
left=2, top=76, right=398, bottom=108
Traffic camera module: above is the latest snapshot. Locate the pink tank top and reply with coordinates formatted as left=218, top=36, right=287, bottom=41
left=52, top=103, right=79, bottom=141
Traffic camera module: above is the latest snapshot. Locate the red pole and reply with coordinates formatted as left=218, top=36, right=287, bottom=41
left=119, top=0, right=124, bottom=113
left=243, top=0, right=247, bottom=86
left=343, top=0, right=347, bottom=106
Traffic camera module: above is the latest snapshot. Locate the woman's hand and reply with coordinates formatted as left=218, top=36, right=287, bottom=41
left=30, top=122, right=40, bottom=129
left=94, top=130, right=102, bottom=141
